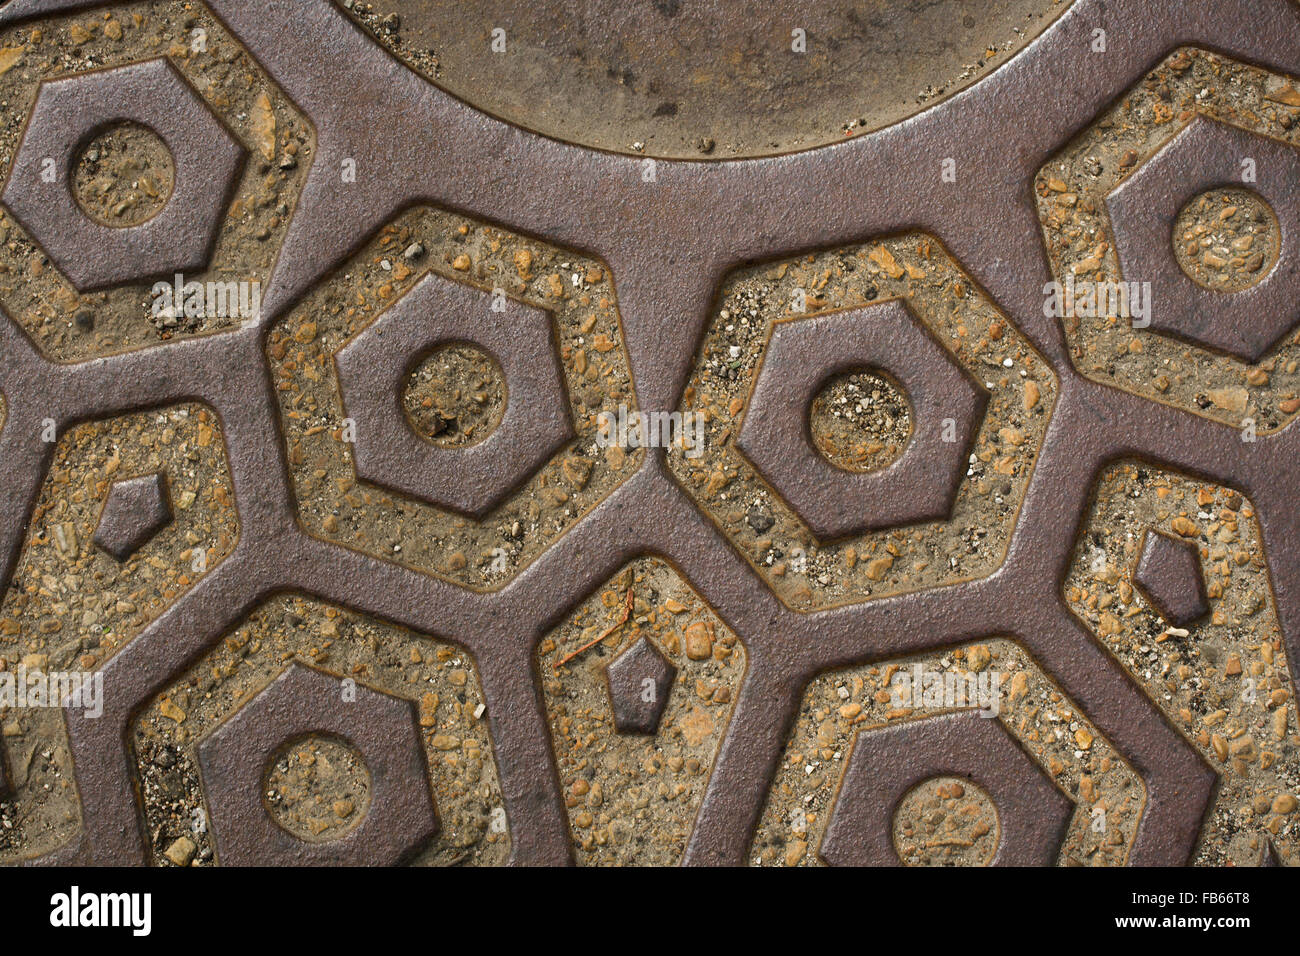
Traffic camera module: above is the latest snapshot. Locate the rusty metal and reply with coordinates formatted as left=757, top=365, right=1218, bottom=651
left=1106, top=116, right=1300, bottom=363
left=605, top=635, right=676, bottom=735
left=196, top=663, right=438, bottom=866
left=335, top=271, right=572, bottom=517
left=91, top=472, right=172, bottom=562
left=1, top=58, right=243, bottom=292
left=1260, top=839, right=1282, bottom=866
left=0, top=0, right=1293, bottom=867
left=345, top=0, right=1064, bottom=160
left=736, top=301, right=986, bottom=540
left=1133, top=529, right=1210, bottom=628
left=819, top=711, right=1073, bottom=866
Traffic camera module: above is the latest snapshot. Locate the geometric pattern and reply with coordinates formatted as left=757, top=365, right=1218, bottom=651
left=1106, top=116, right=1300, bottom=363
left=196, top=663, right=438, bottom=866
left=1133, top=529, right=1210, bottom=628
left=0, top=0, right=1297, bottom=867
left=605, top=635, right=677, bottom=735
left=2, top=59, right=243, bottom=292
left=92, top=472, right=172, bottom=562
left=736, top=301, right=987, bottom=541
left=820, top=712, right=1072, bottom=866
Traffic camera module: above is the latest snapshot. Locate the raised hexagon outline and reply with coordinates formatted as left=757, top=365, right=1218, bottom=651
left=196, top=662, right=438, bottom=867
left=334, top=270, right=574, bottom=517
left=736, top=299, right=988, bottom=541
left=1106, top=115, right=1300, bottom=363
left=820, top=710, right=1073, bottom=866
left=2, top=58, right=245, bottom=292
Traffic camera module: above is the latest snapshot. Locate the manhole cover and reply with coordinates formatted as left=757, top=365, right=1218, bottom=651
left=0, top=0, right=1296, bottom=871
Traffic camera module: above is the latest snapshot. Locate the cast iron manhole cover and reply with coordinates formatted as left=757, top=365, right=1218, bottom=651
left=0, top=0, right=1297, bottom=868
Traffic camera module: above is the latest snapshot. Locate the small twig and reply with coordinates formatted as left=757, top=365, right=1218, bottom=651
left=554, top=587, right=633, bottom=670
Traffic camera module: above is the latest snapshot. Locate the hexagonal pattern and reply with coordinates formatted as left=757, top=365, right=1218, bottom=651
left=2, top=58, right=244, bottom=291
left=92, top=472, right=172, bottom=562
left=1106, top=116, right=1300, bottom=362
left=606, top=635, right=677, bottom=734
left=196, top=663, right=438, bottom=866
left=736, top=300, right=987, bottom=541
left=1, top=0, right=1296, bottom=870
left=1133, top=529, right=1209, bottom=627
left=335, top=271, right=574, bottom=517
left=820, top=711, right=1073, bottom=866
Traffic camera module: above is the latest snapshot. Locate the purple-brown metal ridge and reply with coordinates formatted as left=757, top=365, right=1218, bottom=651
left=820, top=711, right=1073, bottom=866
left=736, top=301, right=985, bottom=540
left=1133, top=529, right=1211, bottom=628
left=1106, top=116, right=1300, bottom=363
left=92, top=472, right=172, bottom=562
left=196, top=663, right=438, bottom=866
left=0, top=0, right=1293, bottom=866
left=2, top=58, right=243, bottom=292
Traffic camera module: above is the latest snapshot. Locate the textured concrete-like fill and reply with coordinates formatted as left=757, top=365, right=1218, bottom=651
left=0, top=0, right=1297, bottom=868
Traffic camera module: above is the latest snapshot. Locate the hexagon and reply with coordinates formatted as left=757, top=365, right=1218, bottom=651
left=670, top=235, right=1054, bottom=611
left=820, top=711, right=1072, bottom=866
left=1106, top=116, right=1300, bottom=363
left=736, top=300, right=987, bottom=541
left=1133, top=528, right=1209, bottom=627
left=606, top=636, right=677, bottom=734
left=92, top=472, right=172, bottom=562
left=2, top=58, right=244, bottom=292
left=268, top=208, right=641, bottom=590
left=196, top=663, right=438, bottom=866
left=334, top=271, right=574, bottom=517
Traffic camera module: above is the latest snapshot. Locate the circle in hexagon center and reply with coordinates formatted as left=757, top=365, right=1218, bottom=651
left=1172, top=187, right=1280, bottom=293
left=892, top=775, right=999, bottom=866
left=809, top=369, right=912, bottom=473
left=401, top=343, right=506, bottom=447
left=263, top=734, right=372, bottom=843
left=71, top=122, right=175, bottom=228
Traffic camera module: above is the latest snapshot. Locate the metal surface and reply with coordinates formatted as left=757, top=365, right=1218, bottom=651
left=196, top=663, right=438, bottom=866
left=736, top=301, right=986, bottom=540
left=605, top=635, right=676, bottom=736
left=348, top=0, right=1065, bottom=160
left=1133, top=530, right=1210, bottom=629
left=91, top=472, right=172, bottom=563
left=1106, top=115, right=1300, bottom=363
left=2, top=58, right=243, bottom=292
left=0, top=0, right=1293, bottom=866
left=819, top=711, right=1073, bottom=866
left=335, top=272, right=573, bottom=517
